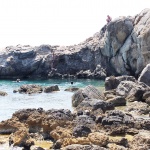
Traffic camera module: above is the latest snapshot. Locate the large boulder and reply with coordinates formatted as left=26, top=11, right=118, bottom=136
left=102, top=110, right=134, bottom=127
left=72, top=85, right=104, bottom=107
left=116, top=81, right=150, bottom=102
left=44, top=85, right=60, bottom=93
left=105, top=76, right=136, bottom=91
left=17, top=84, right=43, bottom=94
left=138, top=64, right=150, bottom=87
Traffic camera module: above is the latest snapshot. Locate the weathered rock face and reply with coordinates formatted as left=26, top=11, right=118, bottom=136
left=72, top=85, right=104, bottom=107
left=0, top=9, right=150, bottom=79
left=138, top=63, right=150, bottom=86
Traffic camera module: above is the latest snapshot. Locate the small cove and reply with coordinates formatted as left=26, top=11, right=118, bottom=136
left=0, top=79, right=104, bottom=122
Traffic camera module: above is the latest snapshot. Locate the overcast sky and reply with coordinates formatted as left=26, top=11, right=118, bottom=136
left=0, top=0, right=149, bottom=47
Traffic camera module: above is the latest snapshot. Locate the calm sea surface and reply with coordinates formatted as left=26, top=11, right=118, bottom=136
left=0, top=79, right=104, bottom=121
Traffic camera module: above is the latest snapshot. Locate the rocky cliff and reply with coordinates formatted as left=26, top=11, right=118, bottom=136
left=0, top=8, right=150, bottom=79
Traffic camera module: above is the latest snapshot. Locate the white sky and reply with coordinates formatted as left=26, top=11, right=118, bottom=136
left=0, top=0, right=149, bottom=47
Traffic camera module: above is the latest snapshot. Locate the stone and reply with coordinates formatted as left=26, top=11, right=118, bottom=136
left=72, top=125, right=91, bottom=137
left=116, top=81, right=150, bottom=102
left=129, top=131, right=150, bottom=150
left=125, top=101, right=150, bottom=115
left=102, top=110, right=134, bottom=127
left=0, top=91, right=8, bottom=96
left=9, top=129, right=34, bottom=148
left=72, top=85, right=104, bottom=107
left=18, top=84, right=43, bottom=94
left=44, top=85, right=60, bottom=93
left=105, top=76, right=136, bottom=91
left=138, top=64, right=150, bottom=87
left=88, top=132, right=108, bottom=146
left=50, top=126, right=72, bottom=141
left=64, top=87, right=79, bottom=92
left=107, top=96, right=126, bottom=107
left=61, top=144, right=107, bottom=150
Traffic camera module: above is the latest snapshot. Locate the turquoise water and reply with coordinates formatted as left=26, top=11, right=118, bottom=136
left=0, top=79, right=104, bottom=121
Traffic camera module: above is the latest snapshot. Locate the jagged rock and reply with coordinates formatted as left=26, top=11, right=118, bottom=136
left=0, top=118, right=26, bottom=134
left=116, top=81, right=150, bottom=102
left=129, top=131, right=150, bottom=150
left=72, top=85, right=104, bottom=107
left=138, top=64, right=150, bottom=87
left=134, top=118, right=150, bottom=130
left=44, top=85, right=60, bottom=93
left=9, top=129, right=34, bottom=148
left=72, top=125, right=91, bottom=137
left=107, top=144, right=128, bottom=150
left=105, top=76, right=136, bottom=91
left=73, top=115, right=95, bottom=129
left=88, top=132, right=108, bottom=146
left=125, top=101, right=150, bottom=115
left=0, top=91, right=8, bottom=96
left=18, top=84, right=43, bottom=94
left=106, top=96, right=126, bottom=107
left=12, top=108, right=73, bottom=139
left=102, top=110, right=134, bottom=127
left=143, top=91, right=150, bottom=105
left=50, top=126, right=72, bottom=141
left=75, top=99, right=114, bottom=116
left=0, top=9, right=150, bottom=78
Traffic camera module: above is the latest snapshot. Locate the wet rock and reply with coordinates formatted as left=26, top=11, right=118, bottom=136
left=18, top=84, right=43, bottom=94
left=138, top=64, right=150, bottom=87
left=44, top=85, right=60, bottom=93
left=0, top=91, right=8, bottom=96
left=61, top=144, right=108, bottom=150
left=105, top=76, right=136, bottom=91
left=72, top=125, right=91, bottom=137
left=61, top=137, right=91, bottom=147
left=64, top=87, right=79, bottom=92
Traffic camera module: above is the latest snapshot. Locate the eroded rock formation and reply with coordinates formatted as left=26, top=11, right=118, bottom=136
left=0, top=9, right=150, bottom=79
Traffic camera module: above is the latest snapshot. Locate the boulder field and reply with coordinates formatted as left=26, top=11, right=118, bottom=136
left=0, top=8, right=150, bottom=79
left=0, top=73, right=149, bottom=149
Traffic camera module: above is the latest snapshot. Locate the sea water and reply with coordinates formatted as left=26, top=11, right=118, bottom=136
left=0, top=79, right=104, bottom=121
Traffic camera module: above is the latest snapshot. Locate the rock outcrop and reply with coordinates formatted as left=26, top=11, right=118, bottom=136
left=0, top=9, right=150, bottom=79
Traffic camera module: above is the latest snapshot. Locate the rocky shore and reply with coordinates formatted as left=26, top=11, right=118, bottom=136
left=0, top=8, right=150, bottom=150
left=0, top=63, right=149, bottom=149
